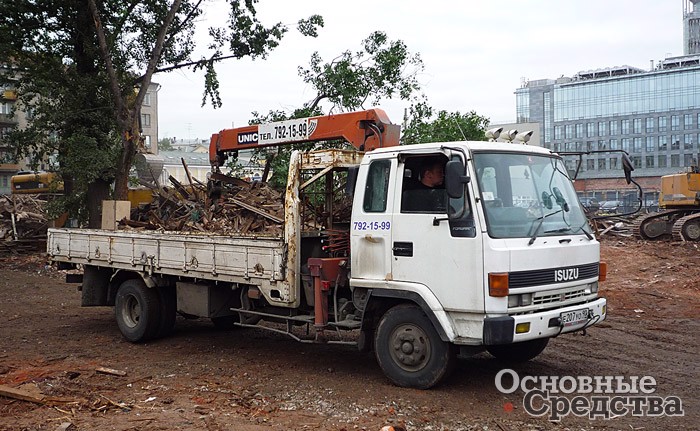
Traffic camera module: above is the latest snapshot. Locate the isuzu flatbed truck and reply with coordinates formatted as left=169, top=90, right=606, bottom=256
left=48, top=109, right=608, bottom=388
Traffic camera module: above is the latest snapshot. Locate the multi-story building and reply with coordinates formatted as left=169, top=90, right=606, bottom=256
left=0, top=83, right=26, bottom=195
left=515, top=4, right=700, bottom=204
left=140, top=82, right=160, bottom=154
left=0, top=77, right=160, bottom=195
left=685, top=0, right=700, bottom=54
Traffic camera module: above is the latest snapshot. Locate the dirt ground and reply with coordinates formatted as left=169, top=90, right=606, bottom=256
left=0, top=238, right=698, bottom=431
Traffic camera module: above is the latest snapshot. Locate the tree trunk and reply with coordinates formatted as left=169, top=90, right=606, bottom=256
left=261, top=154, right=275, bottom=183
left=86, top=177, right=111, bottom=228
left=114, top=133, right=137, bottom=201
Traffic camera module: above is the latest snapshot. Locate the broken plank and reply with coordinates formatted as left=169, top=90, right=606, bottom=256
left=230, top=197, right=284, bottom=224
left=210, top=172, right=250, bottom=188
left=0, top=384, right=46, bottom=403
left=95, top=366, right=127, bottom=377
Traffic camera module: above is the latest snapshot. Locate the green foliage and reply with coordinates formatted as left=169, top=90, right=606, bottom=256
left=401, top=101, right=490, bottom=145
left=240, top=32, right=425, bottom=190
left=298, top=31, right=424, bottom=112
left=157, top=138, right=174, bottom=151
left=0, top=0, right=322, bottom=222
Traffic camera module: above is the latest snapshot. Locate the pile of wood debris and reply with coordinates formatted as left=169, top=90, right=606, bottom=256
left=121, top=172, right=326, bottom=236
left=0, top=194, right=49, bottom=252
left=591, top=215, right=638, bottom=238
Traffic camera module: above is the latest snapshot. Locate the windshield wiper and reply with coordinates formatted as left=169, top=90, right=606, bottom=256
left=544, top=225, right=594, bottom=240
left=528, top=209, right=563, bottom=246
left=544, top=227, right=572, bottom=234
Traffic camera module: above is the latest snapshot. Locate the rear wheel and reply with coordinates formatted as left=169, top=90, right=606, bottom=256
left=374, top=304, right=455, bottom=389
left=486, top=338, right=549, bottom=362
left=114, top=279, right=161, bottom=343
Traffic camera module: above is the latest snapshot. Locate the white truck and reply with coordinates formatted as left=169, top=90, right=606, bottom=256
left=48, top=109, right=610, bottom=389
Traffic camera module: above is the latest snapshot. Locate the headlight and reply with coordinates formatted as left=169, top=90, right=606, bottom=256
left=589, top=282, right=599, bottom=294
left=508, top=293, right=533, bottom=308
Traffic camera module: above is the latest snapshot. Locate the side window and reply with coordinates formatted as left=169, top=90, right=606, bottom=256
left=363, top=160, right=391, bottom=212
left=400, top=155, right=447, bottom=213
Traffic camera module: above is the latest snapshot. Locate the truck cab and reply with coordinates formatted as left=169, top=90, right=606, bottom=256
left=349, top=142, right=606, bottom=388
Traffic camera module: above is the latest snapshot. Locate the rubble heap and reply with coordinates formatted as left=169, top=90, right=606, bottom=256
left=122, top=174, right=303, bottom=236
left=0, top=194, right=49, bottom=252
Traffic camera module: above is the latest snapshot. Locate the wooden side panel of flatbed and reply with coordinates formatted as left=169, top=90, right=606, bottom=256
left=47, top=228, right=286, bottom=285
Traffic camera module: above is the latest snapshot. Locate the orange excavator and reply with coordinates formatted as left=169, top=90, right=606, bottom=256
left=633, top=167, right=700, bottom=241
left=208, top=108, right=400, bottom=168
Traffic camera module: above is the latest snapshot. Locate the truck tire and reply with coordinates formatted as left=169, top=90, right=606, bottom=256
left=114, top=279, right=161, bottom=343
left=486, top=338, right=549, bottom=362
left=374, top=304, right=455, bottom=389
left=156, top=286, right=177, bottom=338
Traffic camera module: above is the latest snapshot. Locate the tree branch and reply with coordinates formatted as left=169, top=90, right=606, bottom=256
left=111, top=0, right=141, bottom=48
left=132, top=0, right=183, bottom=108
left=87, top=0, right=127, bottom=128
left=162, top=0, right=205, bottom=50
left=134, top=53, right=243, bottom=83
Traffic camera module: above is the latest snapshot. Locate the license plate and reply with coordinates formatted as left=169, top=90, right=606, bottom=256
left=560, top=308, right=591, bottom=327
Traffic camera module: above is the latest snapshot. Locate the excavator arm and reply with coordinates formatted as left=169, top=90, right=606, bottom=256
left=209, top=108, right=400, bottom=167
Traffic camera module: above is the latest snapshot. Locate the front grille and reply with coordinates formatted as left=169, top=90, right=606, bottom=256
left=509, top=262, right=599, bottom=289
left=533, top=288, right=588, bottom=305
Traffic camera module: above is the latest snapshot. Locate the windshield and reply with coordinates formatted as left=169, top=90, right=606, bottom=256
left=473, top=152, right=591, bottom=239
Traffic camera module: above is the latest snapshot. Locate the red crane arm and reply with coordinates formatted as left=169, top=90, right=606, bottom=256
left=209, top=108, right=400, bottom=166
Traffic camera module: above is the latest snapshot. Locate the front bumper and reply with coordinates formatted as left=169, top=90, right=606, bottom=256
left=483, top=297, right=607, bottom=345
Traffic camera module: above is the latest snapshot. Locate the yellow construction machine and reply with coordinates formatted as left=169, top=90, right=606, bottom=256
left=633, top=167, right=700, bottom=241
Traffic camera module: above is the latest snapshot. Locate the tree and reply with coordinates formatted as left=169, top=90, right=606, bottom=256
left=244, top=31, right=424, bottom=187
left=0, top=0, right=322, bottom=226
left=158, top=138, right=174, bottom=151
left=299, top=31, right=424, bottom=112
left=401, top=101, right=490, bottom=145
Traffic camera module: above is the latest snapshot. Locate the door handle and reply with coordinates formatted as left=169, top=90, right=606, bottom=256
left=392, top=241, right=413, bottom=257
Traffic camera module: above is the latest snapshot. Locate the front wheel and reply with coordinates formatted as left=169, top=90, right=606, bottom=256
left=114, top=279, right=161, bottom=343
left=486, top=338, right=549, bottom=362
left=374, top=304, right=455, bottom=389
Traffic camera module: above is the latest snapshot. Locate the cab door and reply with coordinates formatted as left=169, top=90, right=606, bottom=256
left=350, top=157, right=396, bottom=281
left=390, top=154, right=484, bottom=312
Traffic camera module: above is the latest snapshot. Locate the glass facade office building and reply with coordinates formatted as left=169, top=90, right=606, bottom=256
left=515, top=58, right=700, bottom=182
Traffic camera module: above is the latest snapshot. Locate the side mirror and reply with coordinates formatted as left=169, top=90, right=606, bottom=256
left=445, top=160, right=469, bottom=199
left=621, top=153, right=634, bottom=185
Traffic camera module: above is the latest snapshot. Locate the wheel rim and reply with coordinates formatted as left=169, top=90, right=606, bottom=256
left=121, top=295, right=141, bottom=328
left=641, top=219, right=667, bottom=238
left=683, top=222, right=700, bottom=240
left=389, top=323, right=431, bottom=372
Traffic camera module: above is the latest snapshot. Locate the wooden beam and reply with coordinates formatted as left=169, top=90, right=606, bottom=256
left=230, top=198, right=284, bottom=224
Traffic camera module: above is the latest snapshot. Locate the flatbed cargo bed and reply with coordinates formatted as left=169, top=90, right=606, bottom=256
left=47, top=228, right=286, bottom=284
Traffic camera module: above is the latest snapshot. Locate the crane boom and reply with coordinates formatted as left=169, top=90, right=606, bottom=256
left=209, top=108, right=400, bottom=167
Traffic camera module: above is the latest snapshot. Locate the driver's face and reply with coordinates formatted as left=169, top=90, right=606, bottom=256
left=425, top=165, right=444, bottom=187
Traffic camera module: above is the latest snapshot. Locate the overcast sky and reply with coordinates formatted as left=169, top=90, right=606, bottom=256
left=155, top=0, right=683, bottom=141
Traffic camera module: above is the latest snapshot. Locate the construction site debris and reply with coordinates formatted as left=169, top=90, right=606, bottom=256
left=0, top=194, right=50, bottom=252
left=123, top=173, right=351, bottom=236
left=95, top=367, right=127, bottom=377
left=591, top=215, right=638, bottom=238
left=123, top=175, right=296, bottom=236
